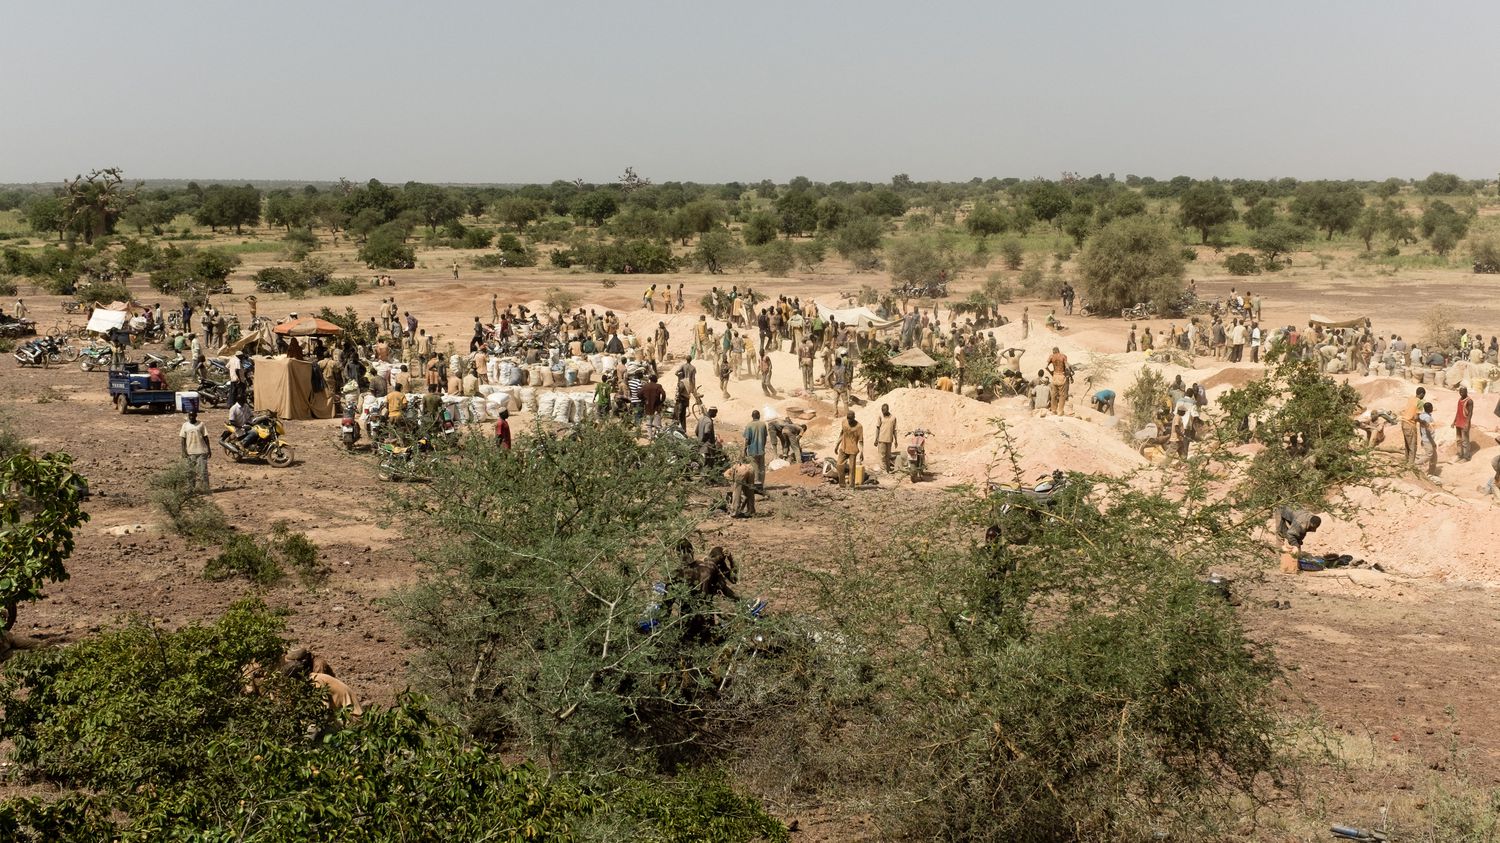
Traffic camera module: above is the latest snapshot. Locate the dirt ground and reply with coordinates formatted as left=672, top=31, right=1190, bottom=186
left=5, top=249, right=1500, bottom=838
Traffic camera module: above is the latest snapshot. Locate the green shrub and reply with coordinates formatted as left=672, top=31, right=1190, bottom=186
left=74, top=281, right=131, bottom=307
left=203, top=522, right=325, bottom=587
left=999, top=236, right=1024, bottom=270
left=1019, top=265, right=1045, bottom=293
left=550, top=248, right=576, bottom=268
left=757, top=240, right=796, bottom=276
left=1472, top=239, right=1500, bottom=274
left=148, top=462, right=229, bottom=543
left=1224, top=252, right=1260, bottom=275
left=322, top=277, right=359, bottom=296
left=358, top=225, right=416, bottom=269
left=460, top=228, right=493, bottom=249
left=203, top=534, right=283, bottom=585
left=253, top=266, right=305, bottom=294
left=0, top=275, right=18, bottom=296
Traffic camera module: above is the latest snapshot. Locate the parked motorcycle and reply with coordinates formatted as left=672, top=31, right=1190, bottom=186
left=905, top=428, right=932, bottom=482
left=377, top=436, right=436, bottom=481
left=339, top=398, right=362, bottom=451
left=219, top=411, right=294, bottom=467
left=194, top=380, right=230, bottom=409
left=144, top=351, right=187, bottom=371
left=79, top=341, right=114, bottom=372
left=14, top=336, right=70, bottom=367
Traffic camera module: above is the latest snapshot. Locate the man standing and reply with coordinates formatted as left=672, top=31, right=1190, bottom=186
left=1046, top=346, right=1070, bottom=414
left=1021, top=307, right=1030, bottom=340
left=696, top=407, right=719, bottom=466
left=1400, top=387, right=1425, bottom=465
left=875, top=403, right=898, bottom=472
left=179, top=411, right=211, bottom=494
left=1454, top=386, right=1474, bottom=461
left=759, top=351, right=775, bottom=397
left=1419, top=401, right=1438, bottom=476
left=641, top=374, right=667, bottom=435
left=494, top=409, right=511, bottom=450
left=836, top=411, right=864, bottom=487
left=1126, top=324, right=1137, bottom=353
left=743, top=409, right=768, bottom=490
left=716, top=354, right=732, bottom=400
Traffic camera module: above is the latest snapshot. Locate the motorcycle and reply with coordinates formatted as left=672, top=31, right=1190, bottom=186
left=905, top=428, right=932, bottom=482
left=79, top=340, right=114, bottom=372
left=339, top=399, right=362, bottom=451
left=219, top=412, right=294, bottom=467
left=14, top=336, right=69, bottom=367
left=194, top=380, right=230, bottom=409
left=144, top=351, right=188, bottom=371
left=377, top=436, right=436, bottom=481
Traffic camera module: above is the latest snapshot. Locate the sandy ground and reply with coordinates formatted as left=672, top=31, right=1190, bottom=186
left=6, top=251, right=1500, bottom=836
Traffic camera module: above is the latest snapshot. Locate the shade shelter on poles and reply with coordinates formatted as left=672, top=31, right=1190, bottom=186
left=272, top=317, right=344, bottom=338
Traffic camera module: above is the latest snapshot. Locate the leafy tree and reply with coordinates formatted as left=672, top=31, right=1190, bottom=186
left=1177, top=182, right=1238, bottom=244
left=1289, top=181, right=1363, bottom=239
left=148, top=248, right=241, bottom=298
left=1248, top=220, right=1309, bottom=266
left=1419, top=200, right=1471, bottom=241
left=389, top=423, right=794, bottom=770
left=264, top=191, right=314, bottom=231
left=679, top=199, right=727, bottom=236
left=1076, top=216, right=1185, bottom=312
left=1417, top=171, right=1468, bottom=195
left=964, top=202, right=1009, bottom=240
left=493, top=196, right=545, bottom=231
left=1430, top=224, right=1462, bottom=257
left=1020, top=180, right=1071, bottom=224
left=401, top=182, right=464, bottom=231
left=358, top=223, right=416, bottom=269
left=1224, top=252, right=1260, bottom=275
left=1353, top=206, right=1384, bottom=251
left=194, top=184, right=261, bottom=234
left=888, top=238, right=958, bottom=289
left=572, top=190, right=620, bottom=226
left=814, top=197, right=851, bottom=233
left=0, top=451, right=89, bottom=630
left=774, top=191, right=818, bottom=236
left=0, top=602, right=786, bottom=841
left=610, top=206, right=665, bottom=240
left=118, top=200, right=176, bottom=236
left=694, top=229, right=746, bottom=274
left=23, top=195, right=67, bottom=241
left=742, top=211, right=780, bottom=246
left=756, top=239, right=796, bottom=276
left=1379, top=203, right=1418, bottom=245
left=833, top=216, right=884, bottom=261
left=1242, top=200, right=1278, bottom=231
left=853, top=189, right=906, bottom=219
left=1373, top=177, right=1404, bottom=199
left=1058, top=208, right=1094, bottom=247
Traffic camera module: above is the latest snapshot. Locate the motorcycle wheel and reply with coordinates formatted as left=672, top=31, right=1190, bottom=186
left=114, top=395, right=127, bottom=414
left=269, top=445, right=294, bottom=468
left=61, top=346, right=79, bottom=363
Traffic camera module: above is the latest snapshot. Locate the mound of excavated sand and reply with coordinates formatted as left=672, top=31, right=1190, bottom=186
left=846, top=387, right=1147, bottom=484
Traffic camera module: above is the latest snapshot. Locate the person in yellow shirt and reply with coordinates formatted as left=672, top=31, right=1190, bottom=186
left=1399, top=386, right=1425, bottom=465
left=385, top=382, right=406, bottom=427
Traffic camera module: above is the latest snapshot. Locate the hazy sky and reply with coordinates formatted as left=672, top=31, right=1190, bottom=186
left=5, top=0, right=1497, bottom=184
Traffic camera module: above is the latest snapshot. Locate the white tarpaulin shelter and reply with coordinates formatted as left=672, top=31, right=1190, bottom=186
left=814, top=301, right=901, bottom=330
left=85, top=308, right=128, bottom=335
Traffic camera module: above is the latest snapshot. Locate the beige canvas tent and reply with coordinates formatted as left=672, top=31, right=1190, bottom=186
left=1308, top=314, right=1368, bottom=330
left=252, top=356, right=333, bottom=420
left=888, top=347, right=938, bottom=367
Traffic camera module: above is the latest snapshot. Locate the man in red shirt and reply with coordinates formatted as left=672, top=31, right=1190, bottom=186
left=1454, top=386, right=1474, bottom=461
left=494, top=409, right=511, bottom=450
left=640, top=374, right=667, bottom=435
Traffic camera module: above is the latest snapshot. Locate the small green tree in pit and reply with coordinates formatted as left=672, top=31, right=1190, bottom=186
left=1076, top=217, right=1185, bottom=312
